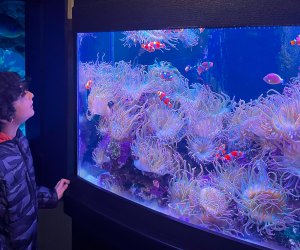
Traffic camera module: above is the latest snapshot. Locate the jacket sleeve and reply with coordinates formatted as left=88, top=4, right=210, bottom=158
left=36, top=186, right=58, bottom=209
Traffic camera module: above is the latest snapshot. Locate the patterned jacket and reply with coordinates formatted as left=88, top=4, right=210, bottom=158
left=0, top=130, right=58, bottom=250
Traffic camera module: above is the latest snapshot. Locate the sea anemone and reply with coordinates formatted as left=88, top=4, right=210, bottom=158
left=238, top=88, right=300, bottom=144
left=256, top=94, right=300, bottom=142
left=107, top=101, right=146, bottom=141
left=271, top=140, right=300, bottom=179
left=92, top=147, right=110, bottom=167
left=131, top=131, right=181, bottom=176
left=176, top=29, right=199, bottom=48
left=196, top=186, right=228, bottom=217
left=183, top=83, right=233, bottom=118
left=147, top=104, right=186, bottom=144
left=186, top=135, right=218, bottom=164
left=168, top=165, right=234, bottom=230
left=82, top=61, right=119, bottom=120
left=114, top=61, right=148, bottom=102
left=121, top=30, right=179, bottom=49
left=147, top=61, right=189, bottom=95
left=242, top=184, right=286, bottom=224
left=187, top=112, right=223, bottom=139
left=168, top=165, right=202, bottom=217
left=87, top=94, right=111, bottom=117
left=235, top=160, right=299, bottom=237
left=211, top=160, right=247, bottom=196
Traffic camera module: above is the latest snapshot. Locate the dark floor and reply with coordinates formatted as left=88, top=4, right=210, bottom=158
left=38, top=201, right=72, bottom=250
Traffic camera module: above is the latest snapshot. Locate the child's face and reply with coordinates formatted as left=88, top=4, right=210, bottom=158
left=13, top=90, right=35, bottom=124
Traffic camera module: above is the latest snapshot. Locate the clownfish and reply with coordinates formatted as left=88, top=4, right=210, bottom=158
left=197, top=61, right=213, bottom=75
left=214, top=144, right=244, bottom=161
left=85, top=79, right=92, bottom=90
left=141, top=43, right=155, bottom=52
left=214, top=144, right=226, bottom=159
left=148, top=41, right=166, bottom=50
left=290, top=35, right=300, bottom=46
left=141, top=41, right=166, bottom=52
left=222, top=151, right=244, bottom=161
left=201, top=61, right=213, bottom=70
left=157, top=91, right=173, bottom=108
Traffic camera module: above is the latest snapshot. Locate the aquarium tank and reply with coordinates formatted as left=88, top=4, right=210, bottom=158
left=77, top=27, right=300, bottom=250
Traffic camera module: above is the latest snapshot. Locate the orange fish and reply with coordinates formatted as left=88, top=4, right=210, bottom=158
left=197, top=61, right=213, bottom=75
left=141, top=43, right=155, bottom=52
left=201, top=61, right=213, bottom=70
left=222, top=151, right=244, bottom=161
left=290, top=35, right=300, bottom=46
left=215, top=144, right=244, bottom=161
left=148, top=41, right=166, bottom=50
left=157, top=91, right=173, bottom=108
left=214, top=144, right=226, bottom=159
left=141, top=41, right=165, bottom=52
left=85, top=80, right=92, bottom=90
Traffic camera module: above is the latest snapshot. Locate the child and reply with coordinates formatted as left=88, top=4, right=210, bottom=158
left=0, top=72, right=70, bottom=249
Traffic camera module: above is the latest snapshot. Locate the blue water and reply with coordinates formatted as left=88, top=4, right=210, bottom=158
left=77, top=27, right=300, bottom=249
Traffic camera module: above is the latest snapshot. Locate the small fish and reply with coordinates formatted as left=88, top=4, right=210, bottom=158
left=214, top=144, right=226, bottom=159
left=222, top=151, right=244, bottom=161
left=185, top=65, right=194, bottom=72
left=197, top=65, right=205, bottom=75
left=141, top=43, right=155, bottom=52
left=290, top=35, right=300, bottom=46
left=201, top=61, right=213, bottom=71
left=214, top=144, right=244, bottom=162
left=141, top=41, right=165, bottom=52
left=197, top=61, right=213, bottom=75
left=85, top=79, right=92, bottom=89
left=263, top=73, right=284, bottom=85
left=157, top=91, right=173, bottom=108
left=148, top=41, right=166, bottom=50
left=160, top=71, right=173, bottom=81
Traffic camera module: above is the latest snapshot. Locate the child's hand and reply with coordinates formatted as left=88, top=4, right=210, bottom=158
left=55, top=178, right=70, bottom=200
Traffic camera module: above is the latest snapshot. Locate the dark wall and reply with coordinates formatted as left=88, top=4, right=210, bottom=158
left=25, top=0, right=72, bottom=187
left=73, top=0, right=300, bottom=32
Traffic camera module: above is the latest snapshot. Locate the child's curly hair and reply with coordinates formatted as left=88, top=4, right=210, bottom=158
left=0, top=72, right=27, bottom=131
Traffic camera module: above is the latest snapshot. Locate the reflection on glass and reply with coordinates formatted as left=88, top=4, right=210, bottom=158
left=0, top=1, right=25, bottom=134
